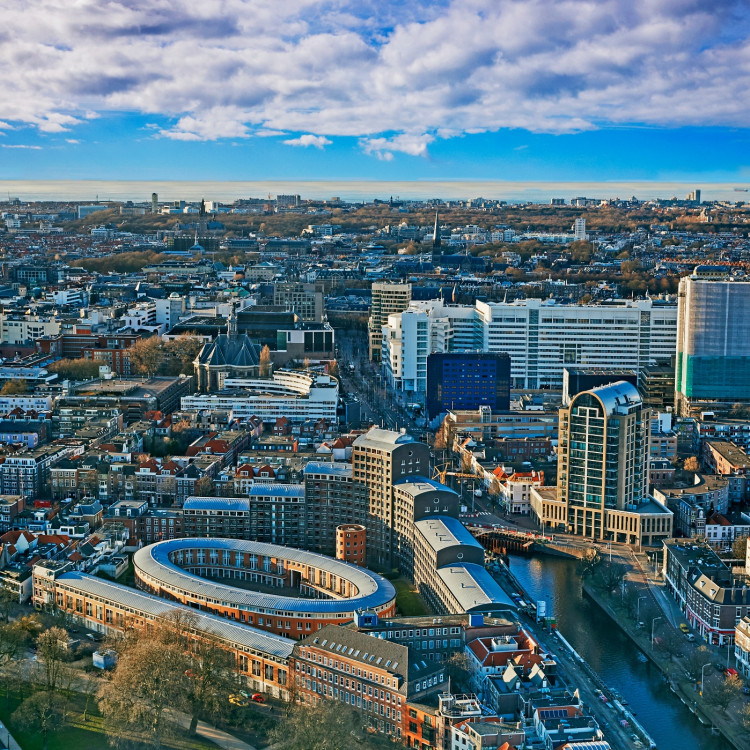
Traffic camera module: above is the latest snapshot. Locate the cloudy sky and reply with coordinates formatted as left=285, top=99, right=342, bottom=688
left=1, top=0, right=749, bottom=181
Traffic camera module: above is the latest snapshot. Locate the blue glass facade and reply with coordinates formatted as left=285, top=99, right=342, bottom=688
left=426, top=352, right=510, bottom=418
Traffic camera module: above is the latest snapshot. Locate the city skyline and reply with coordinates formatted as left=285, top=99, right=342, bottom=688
left=2, top=0, right=749, bottom=182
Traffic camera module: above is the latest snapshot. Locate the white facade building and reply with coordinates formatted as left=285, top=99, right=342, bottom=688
left=382, top=309, right=429, bottom=395
left=155, top=294, right=186, bottom=330
left=574, top=217, right=587, bottom=240
left=382, top=298, right=677, bottom=391
left=0, top=314, right=61, bottom=345
left=180, top=370, right=338, bottom=424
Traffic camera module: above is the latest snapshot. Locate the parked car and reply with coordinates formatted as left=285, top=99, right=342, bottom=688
left=679, top=623, right=690, bottom=634
left=229, top=694, right=249, bottom=707
left=685, top=634, right=696, bottom=642
left=251, top=693, right=265, bottom=704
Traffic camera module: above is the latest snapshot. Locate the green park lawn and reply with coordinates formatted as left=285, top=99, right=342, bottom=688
left=0, top=690, right=216, bottom=750
left=392, top=578, right=430, bottom=617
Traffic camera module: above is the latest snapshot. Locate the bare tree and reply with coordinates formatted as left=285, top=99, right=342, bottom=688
left=270, top=701, right=364, bottom=750
left=129, top=336, right=164, bottom=377
left=182, top=627, right=235, bottom=734
left=35, top=627, right=70, bottom=693
left=12, top=692, right=64, bottom=750
left=594, top=559, right=627, bottom=595
left=654, top=627, right=684, bottom=661
left=703, top=673, right=743, bottom=712
left=446, top=651, right=473, bottom=691
left=260, top=345, right=273, bottom=377
left=164, top=334, right=204, bottom=375
left=98, top=633, right=185, bottom=748
left=732, top=536, right=747, bottom=560
left=683, top=456, right=701, bottom=474
left=684, top=645, right=712, bottom=681
left=194, top=475, right=215, bottom=497
left=577, top=548, right=601, bottom=578
left=0, top=583, right=15, bottom=623
left=99, top=610, right=238, bottom=745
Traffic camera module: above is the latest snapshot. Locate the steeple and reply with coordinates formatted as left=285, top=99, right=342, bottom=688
left=432, top=210, right=441, bottom=256
left=227, top=301, right=238, bottom=338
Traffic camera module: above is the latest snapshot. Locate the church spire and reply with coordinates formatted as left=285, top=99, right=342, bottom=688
left=432, top=210, right=441, bottom=256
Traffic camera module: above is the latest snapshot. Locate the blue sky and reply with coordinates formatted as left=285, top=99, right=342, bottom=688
left=1, top=0, right=749, bottom=183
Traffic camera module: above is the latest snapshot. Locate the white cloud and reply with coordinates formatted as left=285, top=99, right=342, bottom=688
left=283, top=134, right=332, bottom=148
left=2, top=144, right=42, bottom=149
left=0, top=0, right=747, bottom=156
left=361, top=133, right=434, bottom=160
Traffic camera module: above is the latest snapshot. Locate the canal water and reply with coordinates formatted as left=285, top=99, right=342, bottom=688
left=508, top=553, right=732, bottom=750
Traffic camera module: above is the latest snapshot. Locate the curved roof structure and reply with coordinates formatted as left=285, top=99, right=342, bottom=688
left=575, top=380, right=642, bottom=416
left=133, top=538, right=396, bottom=616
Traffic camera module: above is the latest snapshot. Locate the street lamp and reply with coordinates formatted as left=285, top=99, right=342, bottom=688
left=636, top=595, right=647, bottom=622
left=651, top=616, right=663, bottom=649
left=607, top=540, right=612, bottom=563
left=700, top=662, right=712, bottom=696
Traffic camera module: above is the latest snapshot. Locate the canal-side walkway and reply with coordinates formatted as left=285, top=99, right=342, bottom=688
left=582, top=576, right=750, bottom=750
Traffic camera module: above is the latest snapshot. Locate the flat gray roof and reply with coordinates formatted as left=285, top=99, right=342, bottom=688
left=415, top=517, right=483, bottom=555
left=54, top=570, right=294, bottom=659
left=436, top=563, right=517, bottom=613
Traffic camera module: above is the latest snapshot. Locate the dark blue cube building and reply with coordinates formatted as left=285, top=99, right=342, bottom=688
left=426, top=352, right=511, bottom=418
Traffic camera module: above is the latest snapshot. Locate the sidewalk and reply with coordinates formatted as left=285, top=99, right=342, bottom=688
left=169, top=711, right=260, bottom=750
left=0, top=723, right=22, bottom=750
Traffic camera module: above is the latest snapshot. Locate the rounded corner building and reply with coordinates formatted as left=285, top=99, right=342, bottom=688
left=133, top=538, right=396, bottom=637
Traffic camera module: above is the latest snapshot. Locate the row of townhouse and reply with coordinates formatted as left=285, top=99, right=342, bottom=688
left=662, top=539, right=750, bottom=646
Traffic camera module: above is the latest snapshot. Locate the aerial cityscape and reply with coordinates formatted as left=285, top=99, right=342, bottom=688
left=1, top=2, right=750, bottom=750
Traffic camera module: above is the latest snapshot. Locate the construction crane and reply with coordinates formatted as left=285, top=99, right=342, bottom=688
left=432, top=465, right=484, bottom=487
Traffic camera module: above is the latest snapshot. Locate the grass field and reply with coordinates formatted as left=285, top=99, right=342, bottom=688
left=392, top=578, right=430, bottom=617
left=0, top=690, right=218, bottom=750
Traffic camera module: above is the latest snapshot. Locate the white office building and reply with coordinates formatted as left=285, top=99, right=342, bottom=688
left=382, top=298, right=677, bottom=391
left=382, top=309, right=430, bottom=395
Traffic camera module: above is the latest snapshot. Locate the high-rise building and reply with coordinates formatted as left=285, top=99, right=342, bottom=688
left=573, top=217, right=587, bottom=241
left=304, top=462, right=367, bottom=556
left=426, top=352, right=511, bottom=418
left=559, top=381, right=653, bottom=541
left=352, top=428, right=430, bottom=568
left=151, top=192, right=158, bottom=213
left=676, top=275, right=750, bottom=416
left=382, top=309, right=430, bottom=395
left=368, top=282, right=411, bottom=361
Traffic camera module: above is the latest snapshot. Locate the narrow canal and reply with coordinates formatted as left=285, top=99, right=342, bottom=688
left=508, top=553, right=732, bottom=750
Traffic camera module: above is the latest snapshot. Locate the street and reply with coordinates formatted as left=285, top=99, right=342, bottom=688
left=336, top=330, right=423, bottom=434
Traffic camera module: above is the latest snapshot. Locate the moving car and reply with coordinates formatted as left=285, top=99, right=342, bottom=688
left=679, top=623, right=690, bottom=634
left=229, top=694, right=249, bottom=707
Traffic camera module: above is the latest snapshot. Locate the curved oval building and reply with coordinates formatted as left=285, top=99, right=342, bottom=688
left=133, top=538, right=396, bottom=637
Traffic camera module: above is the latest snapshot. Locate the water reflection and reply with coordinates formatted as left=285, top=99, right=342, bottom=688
left=509, top=554, right=731, bottom=750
